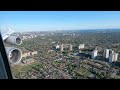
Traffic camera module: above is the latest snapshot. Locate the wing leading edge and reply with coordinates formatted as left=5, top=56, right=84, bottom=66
left=0, top=27, right=14, bottom=40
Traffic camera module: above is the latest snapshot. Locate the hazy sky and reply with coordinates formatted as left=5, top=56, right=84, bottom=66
left=0, top=11, right=120, bottom=32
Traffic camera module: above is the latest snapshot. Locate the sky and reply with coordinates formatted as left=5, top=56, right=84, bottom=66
left=0, top=11, right=120, bottom=32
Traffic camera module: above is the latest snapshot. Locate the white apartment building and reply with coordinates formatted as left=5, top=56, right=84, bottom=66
left=69, top=44, right=73, bottom=51
left=56, top=45, right=60, bottom=49
left=103, top=49, right=109, bottom=58
left=60, top=44, right=64, bottom=52
left=92, top=50, right=98, bottom=59
left=109, top=52, right=118, bottom=63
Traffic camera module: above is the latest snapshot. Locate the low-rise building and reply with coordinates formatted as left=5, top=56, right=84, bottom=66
left=48, top=50, right=54, bottom=53
left=78, top=44, right=85, bottom=49
left=22, top=53, right=28, bottom=58
left=22, top=51, right=37, bottom=58
left=22, top=36, right=32, bottom=40
left=22, top=52, right=31, bottom=58
left=30, top=51, right=38, bottom=55
left=22, top=58, right=35, bottom=64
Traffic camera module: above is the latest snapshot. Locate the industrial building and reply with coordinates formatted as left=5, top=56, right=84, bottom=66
left=92, top=50, right=98, bottom=59
left=103, top=49, right=109, bottom=59
left=78, top=44, right=85, bottom=49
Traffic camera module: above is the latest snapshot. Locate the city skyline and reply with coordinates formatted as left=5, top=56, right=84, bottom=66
left=0, top=11, right=120, bottom=32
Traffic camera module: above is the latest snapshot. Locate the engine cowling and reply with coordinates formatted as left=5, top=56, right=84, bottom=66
left=5, top=36, right=22, bottom=45
left=5, top=47, right=22, bottom=64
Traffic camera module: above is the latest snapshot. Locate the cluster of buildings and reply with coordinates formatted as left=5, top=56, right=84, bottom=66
left=92, top=49, right=118, bottom=63
left=55, top=43, right=119, bottom=63
left=22, top=51, right=38, bottom=58
left=55, top=44, right=85, bottom=52
left=21, top=34, right=37, bottom=40
left=19, top=51, right=38, bottom=65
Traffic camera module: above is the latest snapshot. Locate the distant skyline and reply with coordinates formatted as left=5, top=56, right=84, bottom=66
left=0, top=11, right=120, bottom=32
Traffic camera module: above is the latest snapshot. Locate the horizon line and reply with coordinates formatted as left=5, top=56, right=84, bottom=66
left=16, top=28, right=120, bottom=33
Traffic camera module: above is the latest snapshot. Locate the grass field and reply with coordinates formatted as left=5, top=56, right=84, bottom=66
left=76, top=67, right=92, bottom=77
left=12, top=61, right=43, bottom=76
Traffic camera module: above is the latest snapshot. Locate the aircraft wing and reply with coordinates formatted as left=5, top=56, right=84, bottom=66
left=0, top=27, right=14, bottom=40
left=0, top=27, right=22, bottom=65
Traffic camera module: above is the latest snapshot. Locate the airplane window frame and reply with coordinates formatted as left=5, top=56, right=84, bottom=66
left=0, top=33, right=13, bottom=79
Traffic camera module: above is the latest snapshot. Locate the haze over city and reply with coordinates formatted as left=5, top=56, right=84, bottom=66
left=0, top=11, right=120, bottom=32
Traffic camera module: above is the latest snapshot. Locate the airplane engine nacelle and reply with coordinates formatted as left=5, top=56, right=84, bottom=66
left=5, top=47, right=22, bottom=64
left=5, top=36, right=22, bottom=45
